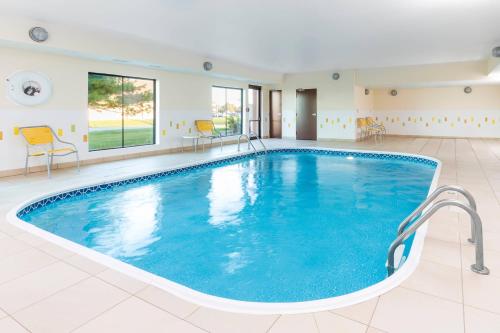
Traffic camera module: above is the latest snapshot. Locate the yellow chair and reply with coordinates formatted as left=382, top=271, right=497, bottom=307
left=194, top=120, right=223, bottom=151
left=19, top=125, right=79, bottom=177
left=356, top=118, right=368, bottom=140
left=365, top=117, right=386, bottom=137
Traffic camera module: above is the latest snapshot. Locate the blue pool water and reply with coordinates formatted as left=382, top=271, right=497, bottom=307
left=20, top=150, right=436, bottom=302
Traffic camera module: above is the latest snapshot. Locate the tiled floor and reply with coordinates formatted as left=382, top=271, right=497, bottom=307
left=1, top=137, right=500, bottom=332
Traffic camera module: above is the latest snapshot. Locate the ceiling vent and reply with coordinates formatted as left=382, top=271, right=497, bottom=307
left=29, top=27, right=49, bottom=43
left=203, top=61, right=213, bottom=71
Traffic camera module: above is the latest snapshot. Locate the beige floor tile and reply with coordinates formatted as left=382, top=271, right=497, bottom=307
left=421, top=237, right=462, bottom=268
left=371, top=287, right=463, bottom=333
left=463, top=271, right=500, bottom=314
left=0, top=248, right=58, bottom=285
left=14, top=232, right=46, bottom=247
left=136, top=285, right=198, bottom=318
left=73, top=297, right=205, bottom=333
left=366, top=327, right=387, bottom=333
left=464, top=306, right=500, bottom=333
left=314, top=311, right=366, bottom=333
left=0, top=317, right=29, bottom=333
left=0, top=236, right=30, bottom=260
left=0, top=261, right=88, bottom=313
left=96, top=269, right=147, bottom=294
left=14, top=277, right=129, bottom=333
left=187, top=307, right=278, bottom=333
left=64, top=254, right=107, bottom=275
left=268, top=314, right=318, bottom=333
left=401, top=260, right=462, bottom=302
left=37, top=242, right=75, bottom=259
left=331, top=297, right=378, bottom=324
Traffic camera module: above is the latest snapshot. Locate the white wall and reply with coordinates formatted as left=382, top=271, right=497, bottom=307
left=279, top=71, right=357, bottom=141
left=0, top=47, right=270, bottom=172
left=372, top=85, right=500, bottom=137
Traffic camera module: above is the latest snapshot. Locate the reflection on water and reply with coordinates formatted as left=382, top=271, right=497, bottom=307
left=92, top=185, right=161, bottom=258
left=208, top=164, right=245, bottom=226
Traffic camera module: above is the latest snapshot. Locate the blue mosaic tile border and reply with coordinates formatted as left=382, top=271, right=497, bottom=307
left=17, top=148, right=437, bottom=218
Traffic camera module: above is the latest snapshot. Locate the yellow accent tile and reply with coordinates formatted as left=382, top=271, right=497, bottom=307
left=451, top=123, right=455, bottom=127
left=83, top=134, right=88, bottom=142
left=470, top=116, right=474, bottom=122
left=492, top=119, right=496, bottom=125
left=348, top=117, right=352, bottom=123
left=70, top=124, right=76, bottom=133
left=162, top=129, right=166, bottom=136
left=432, top=117, right=435, bottom=122
left=176, top=123, right=180, bottom=129
left=485, top=117, right=488, bottom=123
left=396, top=117, right=400, bottom=122
left=57, top=129, right=63, bottom=136
left=478, top=123, right=481, bottom=128
left=0, top=131, right=3, bottom=140
left=13, top=127, right=19, bottom=135
left=288, top=123, right=291, bottom=128
left=464, top=119, right=467, bottom=124
left=320, top=124, right=323, bottom=129
left=182, top=120, right=186, bottom=126
left=331, top=120, right=335, bottom=125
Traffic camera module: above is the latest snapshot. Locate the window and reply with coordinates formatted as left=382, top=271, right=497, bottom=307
left=211, top=86, right=243, bottom=136
left=88, top=73, right=156, bottom=151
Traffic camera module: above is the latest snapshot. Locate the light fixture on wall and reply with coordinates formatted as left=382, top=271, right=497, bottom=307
left=390, top=89, right=398, bottom=96
left=364, top=88, right=370, bottom=95
left=5, top=71, right=52, bottom=106
left=464, top=86, right=472, bottom=94
left=28, top=27, right=49, bottom=43
left=492, top=46, right=500, bottom=58
left=203, top=61, right=213, bottom=71
left=332, top=72, right=340, bottom=80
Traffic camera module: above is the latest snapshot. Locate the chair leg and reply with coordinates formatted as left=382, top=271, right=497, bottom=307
left=47, top=154, right=51, bottom=178
left=24, top=154, right=29, bottom=176
left=75, top=151, right=80, bottom=173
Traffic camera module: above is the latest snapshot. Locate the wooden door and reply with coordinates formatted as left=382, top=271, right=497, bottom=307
left=296, top=89, right=317, bottom=140
left=269, top=90, right=282, bottom=138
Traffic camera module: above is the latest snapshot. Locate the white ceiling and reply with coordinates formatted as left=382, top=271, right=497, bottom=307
left=3, top=0, right=500, bottom=73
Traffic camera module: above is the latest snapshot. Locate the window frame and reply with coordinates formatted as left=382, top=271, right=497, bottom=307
left=88, top=72, right=157, bottom=152
left=211, top=85, right=244, bottom=137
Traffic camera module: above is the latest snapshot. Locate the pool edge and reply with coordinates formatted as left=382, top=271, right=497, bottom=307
left=6, top=147, right=442, bottom=314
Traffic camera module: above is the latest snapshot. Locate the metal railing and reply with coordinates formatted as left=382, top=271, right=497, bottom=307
left=237, top=132, right=267, bottom=154
left=386, top=187, right=489, bottom=276
left=397, top=185, right=477, bottom=243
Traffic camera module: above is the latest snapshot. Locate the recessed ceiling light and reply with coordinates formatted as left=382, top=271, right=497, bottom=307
left=29, top=27, right=49, bottom=43
left=493, top=46, right=500, bottom=58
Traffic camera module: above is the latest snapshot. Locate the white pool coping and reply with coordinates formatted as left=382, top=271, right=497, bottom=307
left=7, top=147, right=442, bottom=314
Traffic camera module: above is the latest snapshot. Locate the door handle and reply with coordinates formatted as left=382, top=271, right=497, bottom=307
left=312, top=113, right=317, bottom=116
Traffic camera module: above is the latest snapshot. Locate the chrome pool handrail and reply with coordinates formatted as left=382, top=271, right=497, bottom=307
left=387, top=199, right=489, bottom=276
left=397, top=185, right=477, bottom=243
left=237, top=132, right=267, bottom=154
